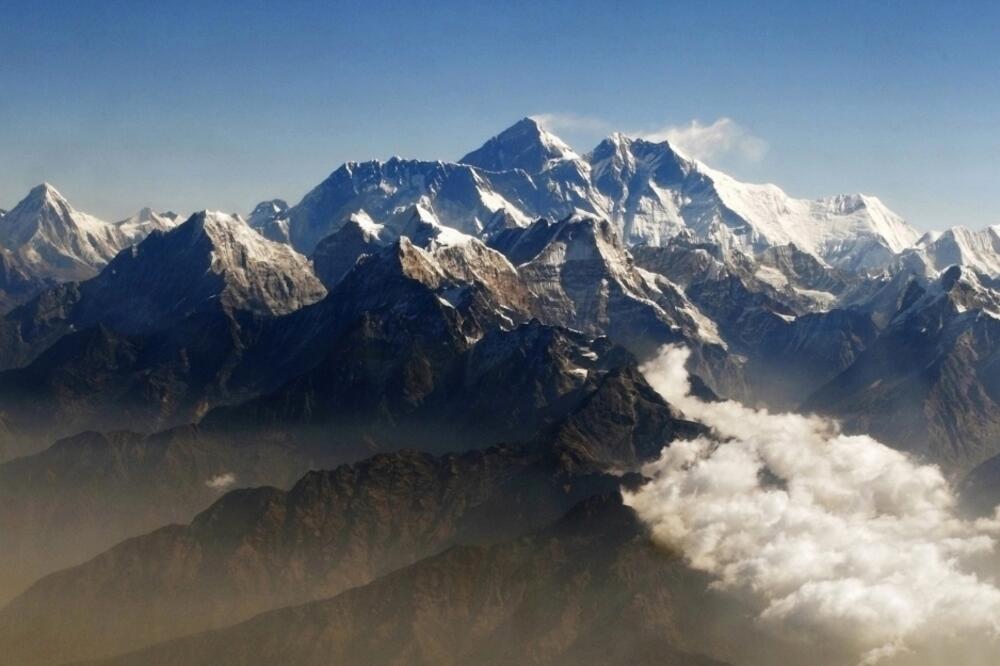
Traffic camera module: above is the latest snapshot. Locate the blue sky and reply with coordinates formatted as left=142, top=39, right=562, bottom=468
left=1, top=0, right=998, bottom=230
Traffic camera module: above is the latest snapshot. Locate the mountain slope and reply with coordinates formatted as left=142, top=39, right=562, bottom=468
left=247, top=199, right=291, bottom=244
left=0, top=284, right=689, bottom=606
left=806, top=265, right=1000, bottom=472
left=459, top=116, right=580, bottom=174
left=86, top=496, right=732, bottom=666
left=0, top=427, right=307, bottom=606
left=0, top=184, right=126, bottom=281
left=895, top=225, right=1000, bottom=277
left=0, top=446, right=625, bottom=664
left=285, top=159, right=546, bottom=254
left=113, top=207, right=183, bottom=245
left=631, top=238, right=877, bottom=407
left=279, top=119, right=917, bottom=272
left=0, top=211, right=326, bottom=371
left=585, top=133, right=919, bottom=266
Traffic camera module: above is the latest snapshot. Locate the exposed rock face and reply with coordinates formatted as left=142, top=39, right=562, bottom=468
left=806, top=266, right=1000, bottom=472
left=0, top=186, right=146, bottom=310
left=0, top=293, right=693, bottom=607
left=6, top=119, right=1000, bottom=666
left=100, top=211, right=326, bottom=320
left=311, top=211, right=388, bottom=287
left=285, top=158, right=547, bottom=254
left=0, top=190, right=185, bottom=311
left=0, top=211, right=326, bottom=373
left=896, top=225, right=1000, bottom=278
left=488, top=217, right=727, bottom=366
left=0, top=247, right=56, bottom=313
left=0, top=311, right=268, bottom=459
left=630, top=238, right=878, bottom=407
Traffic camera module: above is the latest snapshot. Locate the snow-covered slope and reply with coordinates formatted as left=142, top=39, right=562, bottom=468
left=459, top=117, right=581, bottom=173
left=0, top=184, right=129, bottom=280
left=894, top=225, right=1000, bottom=277
left=76, top=211, right=327, bottom=325
left=695, top=164, right=919, bottom=270
left=583, top=132, right=919, bottom=268
left=285, top=157, right=556, bottom=253
left=173, top=211, right=327, bottom=315
left=114, top=207, right=184, bottom=245
left=283, top=119, right=919, bottom=272
left=247, top=199, right=291, bottom=244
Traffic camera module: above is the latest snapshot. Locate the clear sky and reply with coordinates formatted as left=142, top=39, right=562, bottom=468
left=1, top=0, right=998, bottom=230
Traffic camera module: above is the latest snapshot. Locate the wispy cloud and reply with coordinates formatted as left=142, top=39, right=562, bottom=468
left=205, top=472, right=237, bottom=491
left=531, top=113, right=768, bottom=165
left=642, top=118, right=768, bottom=163
left=529, top=112, right=611, bottom=134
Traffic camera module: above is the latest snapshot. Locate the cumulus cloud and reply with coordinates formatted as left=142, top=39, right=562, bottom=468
left=529, top=112, right=610, bottom=134
left=205, top=472, right=237, bottom=491
left=643, top=118, right=768, bottom=163
left=624, top=346, right=1000, bottom=665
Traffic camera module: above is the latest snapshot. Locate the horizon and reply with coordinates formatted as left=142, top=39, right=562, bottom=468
left=3, top=1, right=1000, bottom=231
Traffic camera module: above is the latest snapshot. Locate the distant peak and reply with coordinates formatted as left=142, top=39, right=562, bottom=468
left=607, top=131, right=631, bottom=145
left=459, top=117, right=578, bottom=174
left=514, top=116, right=543, bottom=130
left=250, top=199, right=288, bottom=215
left=26, top=182, right=66, bottom=203
left=173, top=210, right=296, bottom=257
left=185, top=209, right=243, bottom=236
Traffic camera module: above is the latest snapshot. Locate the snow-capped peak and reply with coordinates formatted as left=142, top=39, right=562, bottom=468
left=280, top=120, right=924, bottom=274
left=250, top=199, right=288, bottom=217
left=895, top=224, right=1000, bottom=277
left=247, top=198, right=292, bottom=244
left=347, top=210, right=384, bottom=238
left=390, top=204, right=476, bottom=249
left=133, top=210, right=327, bottom=316
left=0, top=182, right=127, bottom=280
left=690, top=163, right=919, bottom=270
left=459, top=117, right=580, bottom=174
left=114, top=207, right=183, bottom=245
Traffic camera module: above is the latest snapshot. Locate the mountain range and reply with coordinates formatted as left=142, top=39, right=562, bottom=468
left=1, top=118, right=999, bottom=665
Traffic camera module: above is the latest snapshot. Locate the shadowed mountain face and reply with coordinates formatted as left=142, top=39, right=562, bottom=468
left=0, top=427, right=307, bottom=607
left=806, top=266, right=1000, bottom=472
left=79, top=496, right=734, bottom=666
left=0, top=448, right=627, bottom=664
left=0, top=213, right=723, bottom=462
left=0, top=211, right=325, bottom=373
left=631, top=239, right=877, bottom=407
left=0, top=300, right=699, bottom=608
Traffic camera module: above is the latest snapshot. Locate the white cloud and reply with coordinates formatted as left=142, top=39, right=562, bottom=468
left=643, top=118, right=768, bottom=163
left=529, top=112, right=610, bottom=134
left=624, top=346, right=1000, bottom=665
left=205, top=472, right=237, bottom=491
